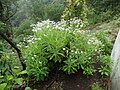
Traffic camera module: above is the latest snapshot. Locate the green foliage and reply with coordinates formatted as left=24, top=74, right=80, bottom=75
left=0, top=40, right=7, bottom=58
left=62, top=33, right=103, bottom=75
left=95, top=32, right=112, bottom=55
left=91, top=82, right=103, bottom=90
left=13, top=0, right=65, bottom=23
left=23, top=19, right=112, bottom=80
left=24, top=22, right=69, bottom=80
left=113, top=17, right=120, bottom=27
left=43, top=1, right=65, bottom=21
left=0, top=83, right=7, bottom=90
left=0, top=74, right=24, bottom=89
left=62, top=0, right=88, bottom=27
left=98, top=55, right=112, bottom=76
left=0, top=49, right=26, bottom=89
left=0, top=0, right=17, bottom=35
left=13, top=19, right=35, bottom=43
left=87, top=0, right=120, bottom=24
left=1, top=0, right=116, bottom=89
left=0, top=21, right=5, bottom=31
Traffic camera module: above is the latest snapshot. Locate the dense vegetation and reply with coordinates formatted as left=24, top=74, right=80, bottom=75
left=0, top=0, right=120, bottom=89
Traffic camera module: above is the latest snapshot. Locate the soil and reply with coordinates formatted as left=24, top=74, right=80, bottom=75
left=19, top=70, right=110, bottom=90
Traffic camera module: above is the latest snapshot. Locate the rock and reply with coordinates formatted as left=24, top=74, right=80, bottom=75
left=111, top=30, right=120, bottom=90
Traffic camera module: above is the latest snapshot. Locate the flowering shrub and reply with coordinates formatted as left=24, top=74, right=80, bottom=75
left=23, top=19, right=112, bottom=80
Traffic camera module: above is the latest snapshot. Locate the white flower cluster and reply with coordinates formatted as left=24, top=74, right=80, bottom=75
left=71, top=49, right=83, bottom=54
left=87, top=37, right=102, bottom=45
left=76, top=30, right=90, bottom=34
left=30, top=17, right=84, bottom=33
left=69, top=17, right=83, bottom=28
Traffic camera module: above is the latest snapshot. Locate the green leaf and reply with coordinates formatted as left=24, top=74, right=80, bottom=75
left=72, top=67, right=77, bottom=72
left=105, top=72, right=109, bottom=76
left=15, top=78, right=23, bottom=85
left=18, top=70, right=27, bottom=75
left=0, top=83, right=7, bottom=90
left=58, top=53, right=65, bottom=57
left=7, top=75, right=13, bottom=81
left=14, top=66, right=20, bottom=69
left=0, top=76, right=4, bottom=79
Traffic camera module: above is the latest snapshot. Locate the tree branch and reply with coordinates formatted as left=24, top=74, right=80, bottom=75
left=0, top=30, right=26, bottom=70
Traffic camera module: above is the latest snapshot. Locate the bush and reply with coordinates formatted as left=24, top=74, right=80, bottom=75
left=23, top=19, right=112, bottom=80
left=113, top=17, right=120, bottom=27
left=13, top=19, right=35, bottom=43
left=0, top=49, right=25, bottom=89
